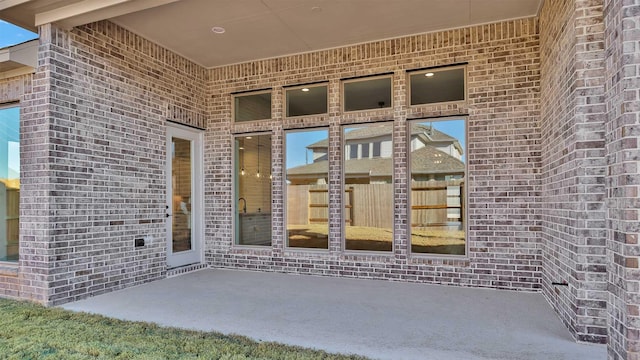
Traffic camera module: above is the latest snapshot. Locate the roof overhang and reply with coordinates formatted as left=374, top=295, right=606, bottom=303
left=0, top=0, right=179, bottom=31
left=0, top=0, right=543, bottom=68
left=0, top=39, right=37, bottom=79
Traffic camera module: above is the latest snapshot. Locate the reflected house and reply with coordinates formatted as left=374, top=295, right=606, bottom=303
left=287, top=124, right=464, bottom=185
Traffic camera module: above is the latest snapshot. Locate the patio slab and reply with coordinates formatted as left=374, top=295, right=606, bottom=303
left=61, top=269, right=605, bottom=360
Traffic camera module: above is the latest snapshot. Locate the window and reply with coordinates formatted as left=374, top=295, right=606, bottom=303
left=285, top=128, right=329, bottom=249
left=409, top=66, right=466, bottom=106
left=409, top=119, right=466, bottom=256
left=349, top=144, right=358, bottom=160
left=343, top=123, right=393, bottom=252
left=0, top=105, right=19, bottom=262
left=234, top=134, right=272, bottom=246
left=361, top=143, right=370, bottom=159
left=343, top=75, right=392, bottom=112
left=233, top=91, right=272, bottom=122
left=286, top=84, right=328, bottom=117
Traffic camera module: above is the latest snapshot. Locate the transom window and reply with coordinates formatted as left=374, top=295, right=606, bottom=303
left=409, top=65, right=466, bottom=106
left=343, top=75, right=392, bottom=112
left=285, top=84, right=328, bottom=117
left=233, top=90, right=272, bottom=122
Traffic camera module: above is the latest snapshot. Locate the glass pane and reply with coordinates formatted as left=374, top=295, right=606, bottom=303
left=285, top=129, right=329, bottom=249
left=286, top=85, right=327, bottom=117
left=235, top=134, right=272, bottom=246
left=410, top=67, right=465, bottom=105
left=234, top=92, right=271, bottom=122
left=343, top=123, right=393, bottom=251
left=343, top=77, right=392, bottom=112
left=0, top=106, right=20, bottom=262
left=172, top=137, right=192, bottom=252
left=410, top=119, right=466, bottom=255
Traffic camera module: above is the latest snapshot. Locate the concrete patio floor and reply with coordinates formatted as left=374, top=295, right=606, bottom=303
left=62, top=269, right=605, bottom=360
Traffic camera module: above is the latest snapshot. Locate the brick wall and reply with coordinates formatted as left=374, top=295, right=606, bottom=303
left=22, top=21, right=207, bottom=305
left=205, top=18, right=542, bottom=291
left=539, top=0, right=608, bottom=343
left=604, top=0, right=640, bottom=358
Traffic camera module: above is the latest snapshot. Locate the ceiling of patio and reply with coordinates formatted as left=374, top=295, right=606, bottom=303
left=1, top=0, right=543, bottom=68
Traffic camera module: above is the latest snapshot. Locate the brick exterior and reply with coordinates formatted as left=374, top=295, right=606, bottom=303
left=539, top=0, right=609, bottom=343
left=0, top=4, right=638, bottom=357
left=13, top=22, right=208, bottom=305
left=205, top=18, right=543, bottom=290
left=604, top=0, right=640, bottom=358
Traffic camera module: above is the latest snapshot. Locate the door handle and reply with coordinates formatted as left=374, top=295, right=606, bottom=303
left=166, top=213, right=172, bottom=218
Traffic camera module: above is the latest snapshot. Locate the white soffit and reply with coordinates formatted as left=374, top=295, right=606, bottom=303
left=1, top=0, right=543, bottom=68
left=0, top=39, right=37, bottom=79
left=111, top=0, right=543, bottom=68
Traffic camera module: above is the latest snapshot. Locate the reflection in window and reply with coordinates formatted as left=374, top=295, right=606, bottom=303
left=343, top=76, right=392, bottom=112
left=409, top=119, right=466, bottom=255
left=409, top=66, right=465, bottom=105
left=0, top=106, right=19, bottom=262
left=285, top=129, right=329, bottom=249
left=234, top=91, right=271, bottom=122
left=343, top=123, right=393, bottom=251
left=286, top=85, right=328, bottom=117
left=235, top=134, right=272, bottom=246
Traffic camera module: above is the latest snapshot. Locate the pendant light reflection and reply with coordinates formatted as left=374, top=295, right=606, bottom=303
left=240, top=138, right=245, bottom=176
left=256, top=136, right=261, bottom=178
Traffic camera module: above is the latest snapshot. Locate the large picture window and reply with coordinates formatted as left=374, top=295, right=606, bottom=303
left=409, top=119, right=466, bottom=255
left=0, top=105, right=19, bottom=262
left=285, top=128, right=329, bottom=249
left=234, top=134, right=272, bottom=246
left=343, top=123, right=393, bottom=252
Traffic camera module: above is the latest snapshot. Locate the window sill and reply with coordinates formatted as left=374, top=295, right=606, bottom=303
left=0, top=263, right=18, bottom=277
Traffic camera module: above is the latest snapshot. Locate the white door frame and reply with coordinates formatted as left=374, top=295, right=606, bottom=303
left=166, top=123, right=204, bottom=268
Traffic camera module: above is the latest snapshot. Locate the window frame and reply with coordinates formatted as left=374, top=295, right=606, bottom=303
left=232, top=89, right=273, bottom=123
left=232, top=131, right=273, bottom=248
left=406, top=116, right=469, bottom=259
left=341, top=121, right=395, bottom=254
left=284, top=83, right=329, bottom=118
left=407, top=64, right=467, bottom=107
left=341, top=74, right=394, bottom=113
left=283, top=126, right=330, bottom=251
left=0, top=102, right=20, bottom=265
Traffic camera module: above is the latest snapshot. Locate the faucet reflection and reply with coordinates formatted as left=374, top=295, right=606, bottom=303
left=238, top=197, right=247, bottom=213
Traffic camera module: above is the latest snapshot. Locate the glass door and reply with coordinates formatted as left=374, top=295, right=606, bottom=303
left=166, top=124, right=203, bottom=268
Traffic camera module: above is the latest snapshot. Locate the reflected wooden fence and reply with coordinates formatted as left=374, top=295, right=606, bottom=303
left=286, top=180, right=463, bottom=229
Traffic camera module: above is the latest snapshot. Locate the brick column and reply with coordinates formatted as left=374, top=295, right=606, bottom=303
left=539, top=0, right=608, bottom=343
left=604, top=0, right=640, bottom=358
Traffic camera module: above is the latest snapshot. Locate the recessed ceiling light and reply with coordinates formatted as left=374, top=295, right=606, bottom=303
left=301, top=88, right=310, bottom=92
left=211, top=26, right=226, bottom=34
left=425, top=72, right=434, bottom=77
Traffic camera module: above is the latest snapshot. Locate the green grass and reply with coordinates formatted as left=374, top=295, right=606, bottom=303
left=0, top=298, right=368, bottom=360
